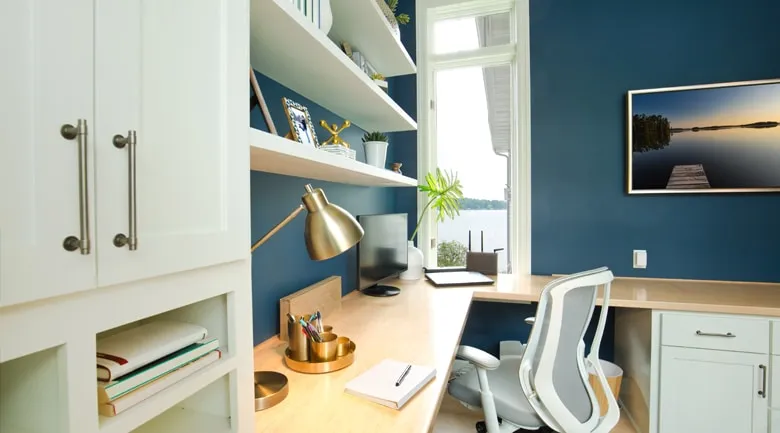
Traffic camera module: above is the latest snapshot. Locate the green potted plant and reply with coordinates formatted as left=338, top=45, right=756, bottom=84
left=362, top=131, right=389, bottom=169
left=400, top=168, right=464, bottom=280
left=370, top=72, right=388, bottom=93
left=380, top=0, right=410, bottom=39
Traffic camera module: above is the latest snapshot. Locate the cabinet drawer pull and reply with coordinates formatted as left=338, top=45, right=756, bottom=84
left=113, top=130, right=138, bottom=250
left=61, top=120, right=91, bottom=254
left=759, top=364, right=767, bottom=398
left=695, top=330, right=736, bottom=338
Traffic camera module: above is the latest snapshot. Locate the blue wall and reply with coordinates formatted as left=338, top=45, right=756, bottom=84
left=530, top=0, right=780, bottom=282
left=250, top=71, right=396, bottom=344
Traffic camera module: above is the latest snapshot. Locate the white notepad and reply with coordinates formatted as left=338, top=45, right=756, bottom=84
left=344, top=359, right=436, bottom=409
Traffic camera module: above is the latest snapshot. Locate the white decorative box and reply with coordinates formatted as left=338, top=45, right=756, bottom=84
left=319, top=144, right=356, bottom=160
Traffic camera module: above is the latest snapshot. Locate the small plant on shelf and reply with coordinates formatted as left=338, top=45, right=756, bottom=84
left=362, top=131, right=388, bottom=143
left=385, top=0, right=410, bottom=25
left=370, top=72, right=386, bottom=81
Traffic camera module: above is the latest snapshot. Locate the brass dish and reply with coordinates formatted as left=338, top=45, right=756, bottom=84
left=284, top=341, right=356, bottom=373
left=253, top=371, right=289, bottom=411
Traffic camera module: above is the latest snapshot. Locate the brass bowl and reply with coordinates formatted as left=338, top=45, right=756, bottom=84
left=284, top=341, right=356, bottom=374
left=254, top=371, right=289, bottom=411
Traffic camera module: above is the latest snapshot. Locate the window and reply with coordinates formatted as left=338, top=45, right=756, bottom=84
left=417, top=0, right=530, bottom=274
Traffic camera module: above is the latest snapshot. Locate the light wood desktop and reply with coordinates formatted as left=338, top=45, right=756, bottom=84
left=253, top=275, right=780, bottom=433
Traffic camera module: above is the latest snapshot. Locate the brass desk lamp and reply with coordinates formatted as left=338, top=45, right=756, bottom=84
left=252, top=184, right=364, bottom=411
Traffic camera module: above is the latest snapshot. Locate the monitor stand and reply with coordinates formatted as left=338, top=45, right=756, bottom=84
left=360, top=284, right=401, bottom=297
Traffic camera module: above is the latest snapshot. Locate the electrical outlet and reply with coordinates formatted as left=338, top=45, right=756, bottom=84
left=633, top=250, right=647, bottom=269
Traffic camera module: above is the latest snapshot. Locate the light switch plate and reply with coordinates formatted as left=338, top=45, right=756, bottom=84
left=633, top=250, right=647, bottom=269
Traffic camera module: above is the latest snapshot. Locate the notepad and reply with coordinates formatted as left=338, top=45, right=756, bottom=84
left=344, top=359, right=436, bottom=409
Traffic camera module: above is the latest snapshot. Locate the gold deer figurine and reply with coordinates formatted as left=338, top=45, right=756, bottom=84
left=320, top=120, right=351, bottom=148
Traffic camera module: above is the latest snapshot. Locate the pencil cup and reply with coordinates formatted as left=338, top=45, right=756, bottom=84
left=336, top=336, right=351, bottom=357
left=310, top=332, right=338, bottom=362
left=287, top=314, right=311, bottom=362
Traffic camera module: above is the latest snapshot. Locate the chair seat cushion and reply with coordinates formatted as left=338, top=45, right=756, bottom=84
left=447, top=356, right=544, bottom=428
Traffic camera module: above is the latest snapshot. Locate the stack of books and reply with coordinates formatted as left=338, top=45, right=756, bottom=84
left=319, top=144, right=357, bottom=160
left=96, top=321, right=221, bottom=417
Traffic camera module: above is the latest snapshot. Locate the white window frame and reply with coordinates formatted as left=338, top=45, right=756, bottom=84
left=415, top=0, right=531, bottom=274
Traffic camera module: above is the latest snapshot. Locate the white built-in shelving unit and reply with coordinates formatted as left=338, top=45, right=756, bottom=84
left=249, top=128, right=416, bottom=187
left=249, top=0, right=417, bottom=133
left=329, top=0, right=416, bottom=77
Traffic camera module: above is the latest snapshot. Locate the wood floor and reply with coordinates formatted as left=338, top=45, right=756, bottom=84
left=433, top=394, right=637, bottom=433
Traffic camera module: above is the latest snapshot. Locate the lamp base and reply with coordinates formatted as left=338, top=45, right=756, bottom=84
left=360, top=285, right=400, bottom=297
left=254, top=371, right=288, bottom=411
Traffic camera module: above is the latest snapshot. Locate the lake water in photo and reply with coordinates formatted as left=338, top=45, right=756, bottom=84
left=632, top=126, right=780, bottom=190
left=438, top=209, right=508, bottom=272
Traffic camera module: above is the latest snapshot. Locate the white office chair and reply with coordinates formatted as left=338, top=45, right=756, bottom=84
left=447, top=267, right=620, bottom=433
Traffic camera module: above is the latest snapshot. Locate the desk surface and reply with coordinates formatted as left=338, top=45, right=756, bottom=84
left=253, top=274, right=780, bottom=433
left=475, top=274, right=780, bottom=317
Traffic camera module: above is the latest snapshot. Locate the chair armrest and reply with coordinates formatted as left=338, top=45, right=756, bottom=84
left=456, top=345, right=500, bottom=370
left=525, top=316, right=535, bottom=325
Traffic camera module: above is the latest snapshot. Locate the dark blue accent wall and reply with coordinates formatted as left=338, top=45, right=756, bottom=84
left=250, top=71, right=396, bottom=344
left=530, top=0, right=780, bottom=282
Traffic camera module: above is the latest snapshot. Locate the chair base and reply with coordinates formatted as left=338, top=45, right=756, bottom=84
left=476, top=420, right=555, bottom=433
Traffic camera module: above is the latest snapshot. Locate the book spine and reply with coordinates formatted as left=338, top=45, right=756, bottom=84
left=99, top=350, right=221, bottom=417
left=100, top=340, right=220, bottom=402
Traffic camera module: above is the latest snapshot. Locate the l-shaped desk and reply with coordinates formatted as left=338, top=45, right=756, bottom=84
left=253, top=274, right=780, bottom=433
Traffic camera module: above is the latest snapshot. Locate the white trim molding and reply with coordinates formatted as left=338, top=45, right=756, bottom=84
left=416, top=0, right=531, bottom=274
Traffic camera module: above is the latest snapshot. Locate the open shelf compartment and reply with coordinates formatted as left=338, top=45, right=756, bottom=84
left=96, top=292, right=237, bottom=433
left=249, top=128, right=417, bottom=187
left=0, top=346, right=66, bottom=433
left=250, top=0, right=416, bottom=132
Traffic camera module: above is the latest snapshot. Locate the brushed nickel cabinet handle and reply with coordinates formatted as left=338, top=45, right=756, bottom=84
left=113, top=130, right=137, bottom=250
left=61, top=120, right=91, bottom=254
left=759, top=364, right=767, bottom=398
left=695, top=330, right=736, bottom=338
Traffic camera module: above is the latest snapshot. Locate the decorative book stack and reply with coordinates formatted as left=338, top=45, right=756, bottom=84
left=96, top=321, right=221, bottom=417
left=319, top=144, right=356, bottom=160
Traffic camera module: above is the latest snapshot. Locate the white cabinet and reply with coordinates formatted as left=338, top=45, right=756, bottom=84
left=94, top=0, right=247, bottom=287
left=0, top=0, right=98, bottom=306
left=659, top=346, right=768, bottom=433
left=1, top=0, right=247, bottom=305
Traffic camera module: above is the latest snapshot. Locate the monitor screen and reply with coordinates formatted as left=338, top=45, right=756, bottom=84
left=357, top=213, right=408, bottom=290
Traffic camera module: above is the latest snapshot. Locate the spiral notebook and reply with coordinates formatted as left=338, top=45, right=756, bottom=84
left=344, top=359, right=436, bottom=409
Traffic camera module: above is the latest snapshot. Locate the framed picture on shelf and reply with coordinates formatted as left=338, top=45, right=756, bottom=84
left=627, top=78, right=780, bottom=194
left=282, top=97, right=320, bottom=147
left=250, top=68, right=277, bottom=135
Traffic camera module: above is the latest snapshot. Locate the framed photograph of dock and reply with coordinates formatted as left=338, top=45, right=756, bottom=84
left=627, top=78, right=780, bottom=194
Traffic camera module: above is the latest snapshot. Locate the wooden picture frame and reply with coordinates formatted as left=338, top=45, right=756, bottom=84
left=250, top=68, right=277, bottom=135
left=282, top=97, right=320, bottom=147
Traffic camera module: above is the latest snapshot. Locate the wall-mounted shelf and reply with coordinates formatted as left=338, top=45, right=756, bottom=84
left=249, top=0, right=416, bottom=132
left=329, top=0, right=416, bottom=77
left=249, top=128, right=416, bottom=187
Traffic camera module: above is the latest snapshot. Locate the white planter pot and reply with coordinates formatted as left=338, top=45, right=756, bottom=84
left=320, top=0, right=333, bottom=35
left=363, top=140, right=388, bottom=169
left=399, top=241, right=424, bottom=280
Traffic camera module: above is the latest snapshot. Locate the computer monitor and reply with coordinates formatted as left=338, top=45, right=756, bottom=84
left=356, top=213, right=408, bottom=297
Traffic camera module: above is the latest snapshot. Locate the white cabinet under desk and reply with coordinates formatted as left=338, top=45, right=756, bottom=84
left=616, top=310, right=778, bottom=433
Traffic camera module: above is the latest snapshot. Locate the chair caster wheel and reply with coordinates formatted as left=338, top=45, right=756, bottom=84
left=476, top=421, right=487, bottom=433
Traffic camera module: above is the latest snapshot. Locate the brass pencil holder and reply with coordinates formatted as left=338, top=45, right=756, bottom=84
left=310, top=332, right=338, bottom=362
left=287, top=314, right=311, bottom=362
left=336, top=336, right=351, bottom=357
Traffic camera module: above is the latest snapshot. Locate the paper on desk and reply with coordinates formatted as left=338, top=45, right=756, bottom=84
left=344, top=359, right=436, bottom=409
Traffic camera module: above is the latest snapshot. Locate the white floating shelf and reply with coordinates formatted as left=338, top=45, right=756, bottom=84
left=99, top=356, right=236, bottom=433
left=249, top=128, right=417, bottom=187
left=250, top=0, right=416, bottom=132
left=329, top=0, right=416, bottom=77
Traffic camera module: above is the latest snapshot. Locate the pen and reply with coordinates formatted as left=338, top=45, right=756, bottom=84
left=316, top=310, right=324, bottom=333
left=395, top=364, right=411, bottom=387
left=481, top=230, right=484, bottom=252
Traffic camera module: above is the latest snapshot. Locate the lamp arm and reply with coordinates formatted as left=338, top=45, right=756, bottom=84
left=250, top=204, right=306, bottom=253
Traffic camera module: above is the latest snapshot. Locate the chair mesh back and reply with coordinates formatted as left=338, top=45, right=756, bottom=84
left=531, top=285, right=597, bottom=423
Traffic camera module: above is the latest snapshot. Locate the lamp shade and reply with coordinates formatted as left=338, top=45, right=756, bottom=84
left=301, top=185, right=364, bottom=260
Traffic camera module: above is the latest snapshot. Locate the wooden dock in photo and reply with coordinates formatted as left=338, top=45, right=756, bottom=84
left=667, top=164, right=711, bottom=189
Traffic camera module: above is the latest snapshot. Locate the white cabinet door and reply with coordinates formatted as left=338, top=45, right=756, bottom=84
left=94, top=0, right=249, bottom=287
left=659, top=346, right=768, bottom=433
left=0, top=0, right=97, bottom=306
